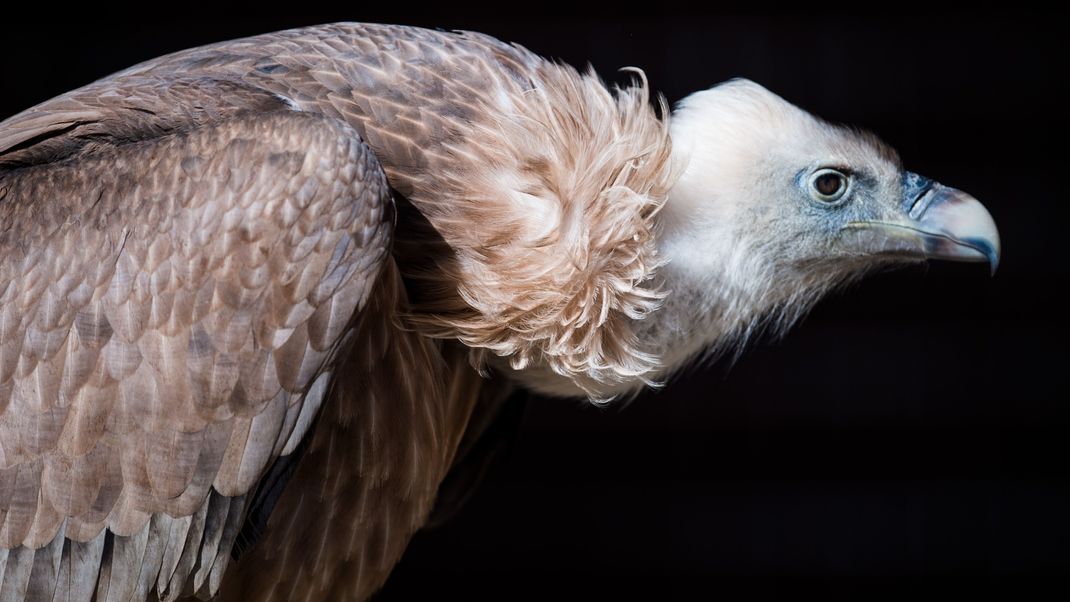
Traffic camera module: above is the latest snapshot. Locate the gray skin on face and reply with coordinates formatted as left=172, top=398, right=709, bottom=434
left=736, top=111, right=992, bottom=278
left=752, top=135, right=998, bottom=278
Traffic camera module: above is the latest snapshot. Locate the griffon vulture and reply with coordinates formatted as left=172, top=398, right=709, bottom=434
left=0, top=22, right=999, bottom=602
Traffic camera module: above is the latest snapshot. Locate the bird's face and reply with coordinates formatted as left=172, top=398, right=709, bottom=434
left=659, top=79, right=1000, bottom=342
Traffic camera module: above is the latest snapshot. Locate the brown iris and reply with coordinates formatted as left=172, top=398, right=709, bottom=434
left=815, top=173, right=843, bottom=196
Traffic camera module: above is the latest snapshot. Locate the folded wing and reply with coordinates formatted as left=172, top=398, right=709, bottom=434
left=0, top=81, right=393, bottom=601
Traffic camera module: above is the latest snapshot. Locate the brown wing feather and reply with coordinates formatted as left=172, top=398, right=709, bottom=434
left=0, top=89, right=392, bottom=599
left=0, top=76, right=296, bottom=168
left=220, top=264, right=504, bottom=602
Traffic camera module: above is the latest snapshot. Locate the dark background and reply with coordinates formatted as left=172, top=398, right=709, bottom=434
left=3, top=9, right=1065, bottom=600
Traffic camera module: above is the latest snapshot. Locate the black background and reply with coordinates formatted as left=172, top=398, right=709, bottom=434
left=2, top=9, right=1065, bottom=600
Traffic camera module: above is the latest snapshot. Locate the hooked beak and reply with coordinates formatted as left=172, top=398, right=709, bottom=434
left=842, top=172, right=1001, bottom=274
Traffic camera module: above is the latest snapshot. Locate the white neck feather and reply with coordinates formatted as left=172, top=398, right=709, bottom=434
left=637, top=83, right=809, bottom=379
left=639, top=198, right=776, bottom=379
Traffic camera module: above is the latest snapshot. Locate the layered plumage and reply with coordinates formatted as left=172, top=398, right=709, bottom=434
left=0, top=22, right=998, bottom=601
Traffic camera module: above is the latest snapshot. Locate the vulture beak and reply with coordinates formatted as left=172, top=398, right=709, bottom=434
left=843, top=172, right=1001, bottom=274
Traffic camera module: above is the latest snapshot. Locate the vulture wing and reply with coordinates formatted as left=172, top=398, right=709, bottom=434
left=0, top=76, right=398, bottom=600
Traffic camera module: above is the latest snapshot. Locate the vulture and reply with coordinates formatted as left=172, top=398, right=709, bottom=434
left=0, top=22, right=999, bottom=602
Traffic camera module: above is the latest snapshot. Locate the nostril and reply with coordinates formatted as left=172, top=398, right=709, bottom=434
left=908, top=186, right=936, bottom=220
left=902, top=171, right=936, bottom=218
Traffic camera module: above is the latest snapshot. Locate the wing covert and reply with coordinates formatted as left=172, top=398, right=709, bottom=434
left=0, top=98, right=392, bottom=600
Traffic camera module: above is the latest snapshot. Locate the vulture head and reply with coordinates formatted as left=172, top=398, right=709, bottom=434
left=501, top=78, right=1000, bottom=398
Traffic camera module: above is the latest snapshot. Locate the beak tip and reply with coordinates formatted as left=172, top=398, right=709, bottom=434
left=988, top=246, right=1000, bottom=276
left=965, top=236, right=1000, bottom=276
left=976, top=230, right=1001, bottom=276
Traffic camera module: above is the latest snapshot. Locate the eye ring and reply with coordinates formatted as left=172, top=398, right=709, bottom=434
left=808, top=168, right=850, bottom=204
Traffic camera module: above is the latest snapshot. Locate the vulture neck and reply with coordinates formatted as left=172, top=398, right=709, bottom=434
left=640, top=231, right=762, bottom=379
left=637, top=143, right=778, bottom=380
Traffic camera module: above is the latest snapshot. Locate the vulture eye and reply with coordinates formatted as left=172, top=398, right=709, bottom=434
left=808, top=169, right=849, bottom=204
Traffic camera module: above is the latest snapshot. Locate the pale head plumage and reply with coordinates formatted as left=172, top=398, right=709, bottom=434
left=644, top=79, right=911, bottom=378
